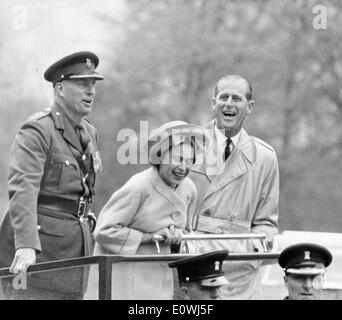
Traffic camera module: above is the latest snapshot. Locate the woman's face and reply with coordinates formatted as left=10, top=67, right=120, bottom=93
left=158, top=142, right=194, bottom=188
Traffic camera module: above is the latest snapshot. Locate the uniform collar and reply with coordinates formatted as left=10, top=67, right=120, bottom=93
left=51, top=101, right=80, bottom=128
left=51, top=102, right=84, bottom=152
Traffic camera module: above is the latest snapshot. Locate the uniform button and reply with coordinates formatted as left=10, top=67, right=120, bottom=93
left=82, top=177, right=86, bottom=183
left=82, top=155, right=86, bottom=160
left=65, top=160, right=70, bottom=166
left=56, top=112, right=60, bottom=116
left=171, top=210, right=181, bottom=221
left=37, top=225, right=41, bottom=230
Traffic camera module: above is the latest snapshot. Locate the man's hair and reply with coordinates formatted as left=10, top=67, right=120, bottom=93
left=214, top=74, right=252, bottom=101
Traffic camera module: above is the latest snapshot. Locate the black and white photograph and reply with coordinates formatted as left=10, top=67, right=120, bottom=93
left=0, top=0, right=342, bottom=306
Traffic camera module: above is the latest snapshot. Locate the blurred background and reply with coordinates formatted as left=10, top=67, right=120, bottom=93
left=1, top=0, right=342, bottom=234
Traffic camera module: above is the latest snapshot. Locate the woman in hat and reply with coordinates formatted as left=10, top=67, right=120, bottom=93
left=94, top=121, right=208, bottom=300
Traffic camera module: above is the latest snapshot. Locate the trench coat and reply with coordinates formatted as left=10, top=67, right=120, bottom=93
left=0, top=102, right=99, bottom=297
left=187, top=121, right=279, bottom=300
left=94, top=167, right=197, bottom=300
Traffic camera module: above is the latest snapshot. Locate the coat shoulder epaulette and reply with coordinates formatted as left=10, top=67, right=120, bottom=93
left=251, top=136, right=275, bottom=152
left=29, top=108, right=51, bottom=121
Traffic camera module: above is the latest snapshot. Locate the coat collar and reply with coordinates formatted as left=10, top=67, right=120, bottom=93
left=206, top=120, right=255, bottom=163
left=192, top=120, right=256, bottom=198
left=51, top=102, right=84, bottom=153
left=148, top=167, right=190, bottom=210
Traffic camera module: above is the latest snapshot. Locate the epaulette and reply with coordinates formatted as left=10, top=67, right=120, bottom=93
left=29, top=108, right=51, bottom=121
left=251, top=136, right=275, bottom=152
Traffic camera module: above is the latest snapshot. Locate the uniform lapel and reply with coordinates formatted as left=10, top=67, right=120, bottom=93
left=80, top=119, right=92, bottom=154
left=51, top=104, right=83, bottom=153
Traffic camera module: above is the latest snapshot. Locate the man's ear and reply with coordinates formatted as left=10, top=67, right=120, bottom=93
left=211, top=97, right=216, bottom=111
left=180, top=286, right=191, bottom=300
left=54, top=82, right=65, bottom=97
left=247, top=100, right=254, bottom=114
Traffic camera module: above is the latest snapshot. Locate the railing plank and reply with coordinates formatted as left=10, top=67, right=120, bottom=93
left=0, top=256, right=99, bottom=278
left=98, top=256, right=112, bottom=300
left=0, top=252, right=281, bottom=300
left=106, top=252, right=280, bottom=263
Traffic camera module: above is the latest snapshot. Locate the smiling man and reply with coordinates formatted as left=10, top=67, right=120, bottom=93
left=188, top=74, right=279, bottom=299
left=0, top=51, right=104, bottom=299
left=278, top=243, right=332, bottom=300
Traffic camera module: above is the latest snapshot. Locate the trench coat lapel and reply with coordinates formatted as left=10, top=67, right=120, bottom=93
left=51, top=104, right=83, bottom=153
left=148, top=167, right=188, bottom=212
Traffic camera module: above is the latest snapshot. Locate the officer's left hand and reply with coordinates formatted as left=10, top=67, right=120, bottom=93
left=10, top=248, right=36, bottom=274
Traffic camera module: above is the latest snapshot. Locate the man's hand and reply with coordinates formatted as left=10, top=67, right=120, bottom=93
left=10, top=248, right=36, bottom=274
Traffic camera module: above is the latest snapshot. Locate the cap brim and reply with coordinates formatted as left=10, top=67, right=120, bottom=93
left=200, top=275, right=230, bottom=287
left=286, top=267, right=326, bottom=275
left=69, top=74, right=104, bottom=80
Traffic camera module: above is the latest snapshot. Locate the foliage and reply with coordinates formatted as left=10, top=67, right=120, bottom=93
left=1, top=0, right=342, bottom=232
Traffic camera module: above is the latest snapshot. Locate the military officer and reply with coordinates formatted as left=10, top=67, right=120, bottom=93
left=0, top=51, right=104, bottom=300
left=278, top=243, right=333, bottom=300
left=169, top=250, right=230, bottom=300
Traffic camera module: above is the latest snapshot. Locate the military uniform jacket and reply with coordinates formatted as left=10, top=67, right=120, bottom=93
left=0, top=102, right=100, bottom=294
left=93, top=167, right=197, bottom=300
left=187, top=120, right=279, bottom=300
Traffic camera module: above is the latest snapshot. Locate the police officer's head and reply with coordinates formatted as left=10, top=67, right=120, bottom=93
left=278, top=243, right=332, bottom=300
left=169, top=250, right=229, bottom=300
left=44, top=51, right=104, bottom=118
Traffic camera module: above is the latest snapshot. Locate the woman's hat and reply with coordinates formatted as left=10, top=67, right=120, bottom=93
left=147, top=120, right=209, bottom=165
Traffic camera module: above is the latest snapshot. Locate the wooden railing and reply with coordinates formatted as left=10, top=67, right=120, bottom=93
left=0, top=233, right=279, bottom=300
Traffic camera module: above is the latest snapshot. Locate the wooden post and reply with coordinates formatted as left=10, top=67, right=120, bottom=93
left=98, top=256, right=112, bottom=300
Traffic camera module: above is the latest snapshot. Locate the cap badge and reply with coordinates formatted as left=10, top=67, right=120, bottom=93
left=85, top=58, right=92, bottom=69
left=304, top=250, right=311, bottom=260
left=215, top=261, right=220, bottom=270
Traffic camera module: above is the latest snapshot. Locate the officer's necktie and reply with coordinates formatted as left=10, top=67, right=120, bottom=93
left=76, top=124, right=90, bottom=151
left=224, top=138, right=232, bottom=161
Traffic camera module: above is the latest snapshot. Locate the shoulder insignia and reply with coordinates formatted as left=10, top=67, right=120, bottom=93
left=29, top=108, right=51, bottom=121
left=251, top=136, right=275, bottom=152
